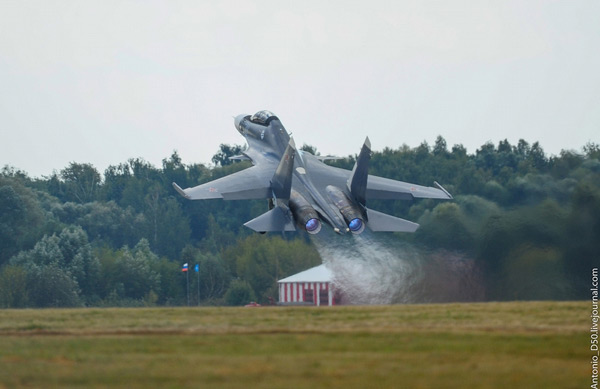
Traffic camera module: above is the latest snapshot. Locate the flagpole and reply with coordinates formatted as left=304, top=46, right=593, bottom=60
left=197, top=266, right=200, bottom=306
left=186, top=269, right=189, bottom=307
left=182, top=263, right=191, bottom=306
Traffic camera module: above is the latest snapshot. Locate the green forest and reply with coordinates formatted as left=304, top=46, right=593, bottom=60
left=1, top=137, right=599, bottom=308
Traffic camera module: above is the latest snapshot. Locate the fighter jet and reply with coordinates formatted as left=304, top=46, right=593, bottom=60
left=173, top=110, right=452, bottom=235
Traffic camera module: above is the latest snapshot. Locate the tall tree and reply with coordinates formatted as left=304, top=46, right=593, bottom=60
left=0, top=176, right=47, bottom=265
left=60, top=162, right=102, bottom=203
left=211, top=144, right=245, bottom=167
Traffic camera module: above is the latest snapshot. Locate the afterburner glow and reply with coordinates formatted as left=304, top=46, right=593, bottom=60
left=305, top=218, right=322, bottom=234
left=348, top=218, right=364, bottom=234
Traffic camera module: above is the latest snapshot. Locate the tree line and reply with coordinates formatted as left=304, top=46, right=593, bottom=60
left=1, top=137, right=599, bottom=307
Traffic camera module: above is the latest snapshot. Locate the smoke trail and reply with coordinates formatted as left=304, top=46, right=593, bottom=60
left=310, top=229, right=484, bottom=304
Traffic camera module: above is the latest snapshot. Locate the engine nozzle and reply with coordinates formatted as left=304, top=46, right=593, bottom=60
left=289, top=190, right=322, bottom=234
left=325, top=186, right=366, bottom=234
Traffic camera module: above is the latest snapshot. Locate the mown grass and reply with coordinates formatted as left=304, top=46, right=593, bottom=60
left=0, top=301, right=589, bottom=388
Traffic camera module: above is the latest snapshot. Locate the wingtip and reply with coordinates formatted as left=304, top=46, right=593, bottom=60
left=433, top=181, right=453, bottom=199
left=172, top=182, right=191, bottom=199
left=364, top=136, right=371, bottom=150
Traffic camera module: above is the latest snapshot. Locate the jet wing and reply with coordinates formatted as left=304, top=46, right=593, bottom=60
left=366, top=175, right=452, bottom=200
left=300, top=150, right=452, bottom=202
left=173, top=165, right=275, bottom=200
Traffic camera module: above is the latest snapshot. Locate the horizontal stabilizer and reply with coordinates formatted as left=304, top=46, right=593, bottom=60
left=244, top=207, right=296, bottom=233
left=366, top=209, right=419, bottom=233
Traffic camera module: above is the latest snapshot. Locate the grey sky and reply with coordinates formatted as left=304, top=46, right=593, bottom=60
left=1, top=1, right=599, bottom=178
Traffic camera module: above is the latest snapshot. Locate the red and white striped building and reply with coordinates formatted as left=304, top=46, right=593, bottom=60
left=278, top=264, right=336, bottom=306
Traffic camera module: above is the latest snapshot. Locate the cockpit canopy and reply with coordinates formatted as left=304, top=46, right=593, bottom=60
left=250, top=110, right=278, bottom=125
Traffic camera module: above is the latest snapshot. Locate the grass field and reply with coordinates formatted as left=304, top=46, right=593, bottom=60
left=0, top=301, right=589, bottom=388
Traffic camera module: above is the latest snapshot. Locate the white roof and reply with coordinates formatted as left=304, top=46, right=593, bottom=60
left=278, top=264, right=332, bottom=283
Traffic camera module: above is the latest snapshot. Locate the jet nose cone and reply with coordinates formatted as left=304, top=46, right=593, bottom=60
left=234, top=114, right=247, bottom=133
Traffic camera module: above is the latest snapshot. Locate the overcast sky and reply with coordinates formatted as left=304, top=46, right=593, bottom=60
left=1, top=1, right=599, bottom=178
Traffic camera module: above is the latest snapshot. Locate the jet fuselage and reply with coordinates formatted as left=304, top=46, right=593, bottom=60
left=234, top=111, right=356, bottom=233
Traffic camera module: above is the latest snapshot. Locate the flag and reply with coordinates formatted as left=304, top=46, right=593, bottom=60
left=182, top=263, right=188, bottom=272
left=194, top=264, right=199, bottom=273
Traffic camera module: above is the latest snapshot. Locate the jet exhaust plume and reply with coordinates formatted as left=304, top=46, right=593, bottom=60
left=311, top=229, right=484, bottom=304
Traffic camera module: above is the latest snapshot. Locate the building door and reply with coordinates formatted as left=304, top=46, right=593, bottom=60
left=304, top=289, right=314, bottom=304
left=319, top=289, right=329, bottom=306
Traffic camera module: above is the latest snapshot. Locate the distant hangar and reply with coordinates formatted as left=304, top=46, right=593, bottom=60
left=278, top=264, right=339, bottom=306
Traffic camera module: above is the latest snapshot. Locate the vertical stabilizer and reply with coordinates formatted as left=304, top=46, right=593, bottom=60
left=271, top=138, right=296, bottom=200
left=347, top=137, right=371, bottom=206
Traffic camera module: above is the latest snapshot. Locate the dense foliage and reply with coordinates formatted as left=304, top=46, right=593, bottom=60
left=1, top=138, right=598, bottom=307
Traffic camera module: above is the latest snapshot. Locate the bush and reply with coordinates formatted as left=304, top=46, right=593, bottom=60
left=224, top=280, right=256, bottom=306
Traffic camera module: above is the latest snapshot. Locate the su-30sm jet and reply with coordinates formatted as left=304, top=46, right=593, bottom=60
left=173, top=110, right=452, bottom=235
